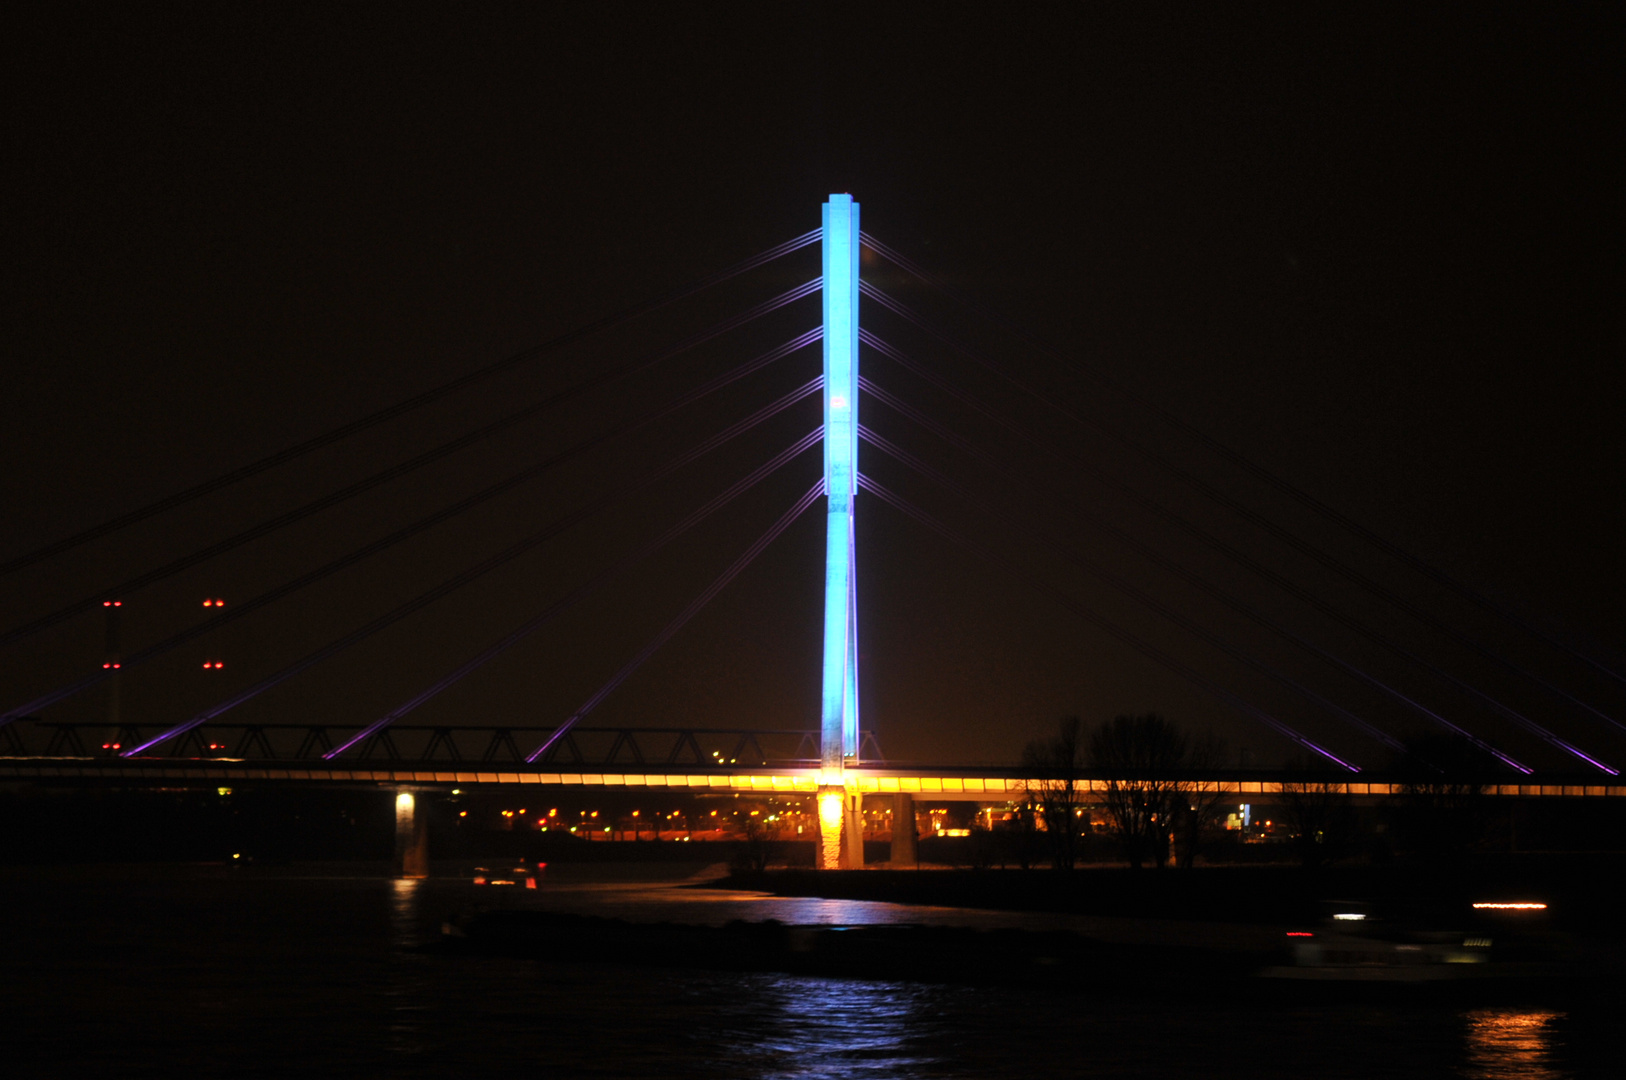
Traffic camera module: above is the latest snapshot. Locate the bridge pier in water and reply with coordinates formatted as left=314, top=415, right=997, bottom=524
left=394, top=789, right=428, bottom=878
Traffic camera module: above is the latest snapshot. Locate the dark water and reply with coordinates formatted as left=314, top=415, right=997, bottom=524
left=0, top=864, right=1602, bottom=1078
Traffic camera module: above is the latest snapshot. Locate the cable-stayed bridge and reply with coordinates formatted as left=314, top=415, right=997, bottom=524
left=6, top=195, right=1626, bottom=869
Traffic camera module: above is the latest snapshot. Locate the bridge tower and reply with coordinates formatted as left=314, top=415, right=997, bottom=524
left=818, top=193, right=863, bottom=868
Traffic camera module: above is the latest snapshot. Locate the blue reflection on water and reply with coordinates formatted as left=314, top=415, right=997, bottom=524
left=720, top=974, right=945, bottom=1079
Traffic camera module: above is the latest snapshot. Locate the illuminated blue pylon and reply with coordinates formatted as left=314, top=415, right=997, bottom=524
left=820, top=194, right=860, bottom=774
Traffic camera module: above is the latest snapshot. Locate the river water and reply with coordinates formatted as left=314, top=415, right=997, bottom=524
left=0, top=862, right=1601, bottom=1078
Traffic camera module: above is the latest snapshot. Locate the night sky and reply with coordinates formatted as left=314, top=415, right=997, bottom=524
left=4, top=4, right=1622, bottom=771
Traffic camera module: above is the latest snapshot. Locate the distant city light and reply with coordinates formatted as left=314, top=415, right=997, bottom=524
left=1472, top=902, right=1547, bottom=910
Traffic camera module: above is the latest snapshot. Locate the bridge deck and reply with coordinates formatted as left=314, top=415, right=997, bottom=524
left=4, top=756, right=1624, bottom=800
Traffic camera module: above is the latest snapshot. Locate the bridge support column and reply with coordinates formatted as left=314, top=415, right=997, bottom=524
left=845, top=790, right=865, bottom=868
left=816, top=193, right=862, bottom=869
left=395, top=790, right=428, bottom=879
left=818, top=787, right=866, bottom=869
left=890, top=793, right=917, bottom=867
left=817, top=786, right=844, bottom=869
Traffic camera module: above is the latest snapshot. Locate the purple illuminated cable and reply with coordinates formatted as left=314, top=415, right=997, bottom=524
left=864, top=232, right=1626, bottom=692
left=854, top=472, right=1360, bottom=773
left=864, top=291, right=1626, bottom=749
left=1, top=229, right=822, bottom=577
left=860, top=424, right=1541, bottom=774
left=1, top=310, right=824, bottom=649
left=860, top=425, right=1405, bottom=752
left=111, top=392, right=826, bottom=754
left=862, top=337, right=1613, bottom=775
left=525, top=480, right=825, bottom=764
left=328, top=428, right=824, bottom=757
left=2, top=353, right=824, bottom=728
left=856, top=407, right=1509, bottom=769
left=858, top=403, right=1502, bottom=767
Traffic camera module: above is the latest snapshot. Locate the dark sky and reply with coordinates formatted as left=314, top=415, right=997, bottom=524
left=3, top=3, right=1622, bottom=771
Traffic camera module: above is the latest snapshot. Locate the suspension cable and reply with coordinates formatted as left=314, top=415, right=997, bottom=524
left=856, top=402, right=1515, bottom=766
left=122, top=425, right=823, bottom=757
left=2, top=318, right=822, bottom=648
left=861, top=334, right=1618, bottom=772
left=861, top=283, right=1621, bottom=723
left=860, top=424, right=1543, bottom=773
left=2, top=377, right=821, bottom=728
left=855, top=473, right=1360, bottom=772
left=329, top=430, right=824, bottom=757
left=863, top=231, right=1626, bottom=690
left=1, top=229, right=821, bottom=576
left=525, top=479, right=825, bottom=763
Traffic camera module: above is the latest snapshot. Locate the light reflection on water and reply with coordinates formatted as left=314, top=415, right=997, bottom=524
left=1461, top=1011, right=1566, bottom=1080
left=532, top=881, right=946, bottom=928
left=388, top=878, right=430, bottom=1058
left=0, top=865, right=1594, bottom=1079
left=718, top=975, right=944, bottom=1080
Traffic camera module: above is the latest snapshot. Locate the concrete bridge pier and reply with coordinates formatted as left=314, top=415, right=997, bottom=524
left=394, top=789, right=428, bottom=879
left=890, top=792, right=917, bottom=867
left=817, top=786, right=870, bottom=869
left=845, top=790, right=865, bottom=868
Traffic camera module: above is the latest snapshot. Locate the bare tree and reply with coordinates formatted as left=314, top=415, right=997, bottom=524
left=1088, top=713, right=1188, bottom=870
left=732, top=814, right=779, bottom=872
left=1021, top=716, right=1089, bottom=869
left=1392, top=733, right=1495, bottom=860
left=1169, top=733, right=1229, bottom=868
left=1278, top=755, right=1355, bottom=867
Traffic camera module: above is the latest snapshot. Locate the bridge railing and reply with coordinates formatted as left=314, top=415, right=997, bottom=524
left=0, top=720, right=884, bottom=768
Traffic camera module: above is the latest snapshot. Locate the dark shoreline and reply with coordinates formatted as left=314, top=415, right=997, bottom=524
left=440, top=906, right=1599, bottom=1003
left=709, top=859, right=1626, bottom=935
